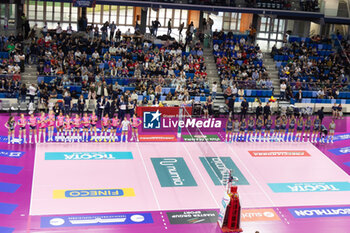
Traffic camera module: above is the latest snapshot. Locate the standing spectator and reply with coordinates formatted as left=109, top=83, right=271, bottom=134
left=207, top=96, right=213, bottom=117
left=63, top=92, right=72, bottom=115
left=317, top=107, right=325, bottom=124
left=240, top=98, right=248, bottom=120
left=67, top=23, right=73, bottom=35
left=28, top=84, right=36, bottom=103
left=295, top=89, right=303, bottom=103
left=263, top=102, right=271, bottom=121
left=179, top=22, right=184, bottom=36
left=153, top=18, right=161, bottom=36
left=227, top=96, right=235, bottom=118
left=255, top=103, right=263, bottom=119
left=56, top=22, right=62, bottom=36
left=19, top=83, right=27, bottom=103
left=77, top=94, right=85, bottom=117
left=280, top=81, right=286, bottom=100
left=167, top=19, right=172, bottom=36
left=212, top=81, right=217, bottom=99
left=97, top=95, right=106, bottom=119
left=109, top=21, right=116, bottom=40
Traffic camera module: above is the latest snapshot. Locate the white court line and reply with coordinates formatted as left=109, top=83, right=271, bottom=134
left=136, top=143, right=161, bottom=210
left=227, top=144, right=276, bottom=207
left=182, top=143, right=220, bottom=207
left=29, top=143, right=38, bottom=215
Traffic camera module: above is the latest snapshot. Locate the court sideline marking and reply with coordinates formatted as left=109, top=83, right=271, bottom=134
left=182, top=143, right=219, bottom=207
left=227, top=143, right=276, bottom=207
left=136, top=143, right=161, bottom=210
left=28, top=143, right=39, bottom=216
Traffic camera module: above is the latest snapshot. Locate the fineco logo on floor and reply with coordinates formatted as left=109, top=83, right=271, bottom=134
left=41, top=213, right=153, bottom=228
left=143, top=111, right=222, bottom=129
left=268, top=182, right=350, bottom=193
left=45, top=152, right=133, bottom=160
left=151, top=157, right=197, bottom=187
left=289, top=206, right=350, bottom=218
left=53, top=188, right=135, bottom=199
left=249, top=150, right=310, bottom=157
left=241, top=208, right=280, bottom=222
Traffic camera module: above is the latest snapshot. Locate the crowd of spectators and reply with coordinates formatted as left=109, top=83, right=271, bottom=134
left=212, top=30, right=272, bottom=100
left=272, top=35, right=349, bottom=101
left=21, top=20, right=209, bottom=112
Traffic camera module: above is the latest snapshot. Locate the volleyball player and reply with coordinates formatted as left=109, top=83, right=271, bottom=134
left=47, top=110, right=55, bottom=142
left=239, top=118, right=246, bottom=142
left=38, top=112, right=47, bottom=143
left=328, top=120, right=336, bottom=143
left=5, top=116, right=16, bottom=144
left=320, top=124, right=328, bottom=143
left=72, top=114, right=81, bottom=142
left=82, top=113, right=90, bottom=142
left=295, top=117, right=304, bottom=142
left=130, top=114, right=142, bottom=142
left=232, top=119, right=240, bottom=142
left=264, top=115, right=272, bottom=142
left=28, top=113, right=38, bottom=143
left=273, top=116, right=281, bottom=142
left=280, top=115, right=287, bottom=142
left=120, top=116, right=131, bottom=143
left=55, top=112, right=65, bottom=142
left=287, top=115, right=296, bottom=142
left=332, top=103, right=337, bottom=119
left=18, top=114, right=27, bottom=144
left=225, top=117, right=233, bottom=142
left=90, top=111, right=98, bottom=141
left=312, top=115, right=320, bottom=143
left=64, top=114, right=72, bottom=143
left=110, top=115, right=120, bottom=142
left=100, top=113, right=110, bottom=142
left=304, top=115, right=312, bottom=142
left=255, top=115, right=263, bottom=142
left=247, top=116, right=255, bottom=142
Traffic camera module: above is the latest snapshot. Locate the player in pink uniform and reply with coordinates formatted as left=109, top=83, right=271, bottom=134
left=38, top=112, right=47, bottom=143
left=100, top=114, right=110, bottom=142
left=18, top=114, right=27, bottom=144
left=90, top=111, right=98, bottom=141
left=64, top=114, right=72, bottom=142
left=47, top=110, right=55, bottom=142
left=56, top=112, right=65, bottom=142
left=130, top=114, right=142, bottom=142
left=28, top=113, right=38, bottom=143
left=82, top=113, right=90, bottom=142
left=73, top=114, right=81, bottom=142
left=110, top=116, right=120, bottom=142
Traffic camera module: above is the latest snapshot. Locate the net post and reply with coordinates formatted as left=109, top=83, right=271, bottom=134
left=177, top=107, right=183, bottom=138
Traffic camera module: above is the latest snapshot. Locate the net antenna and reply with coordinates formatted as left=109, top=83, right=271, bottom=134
left=179, top=106, right=239, bottom=192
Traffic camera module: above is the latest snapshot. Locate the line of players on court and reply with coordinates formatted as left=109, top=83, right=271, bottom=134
left=5, top=111, right=142, bottom=144
left=225, top=114, right=336, bottom=143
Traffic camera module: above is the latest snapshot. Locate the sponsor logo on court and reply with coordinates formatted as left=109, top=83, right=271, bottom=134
left=45, top=152, right=133, bottom=160
left=0, top=136, right=21, bottom=144
left=289, top=207, right=350, bottom=218
left=41, top=213, right=153, bottom=228
left=53, top=188, right=135, bottom=199
left=200, top=157, right=249, bottom=186
left=182, top=134, right=221, bottom=142
left=328, top=146, right=350, bottom=156
left=151, top=157, right=197, bottom=187
left=268, top=182, right=350, bottom=193
left=143, top=111, right=222, bottom=130
left=241, top=208, right=280, bottom=221
left=167, top=210, right=218, bottom=224
left=0, top=149, right=25, bottom=158
left=138, top=135, right=177, bottom=142
left=333, top=133, right=350, bottom=142
left=249, top=150, right=310, bottom=157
